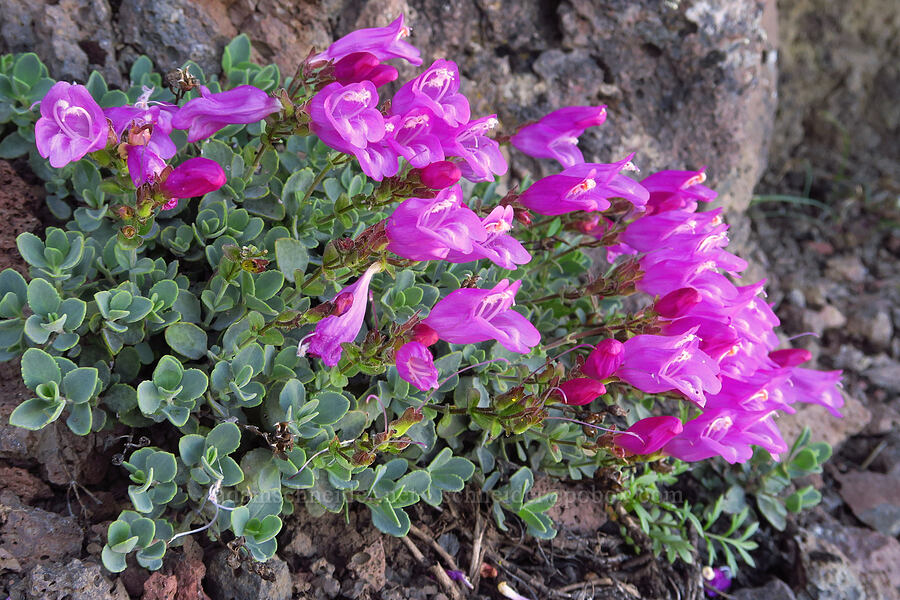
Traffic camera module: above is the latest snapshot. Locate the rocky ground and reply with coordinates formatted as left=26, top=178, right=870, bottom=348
left=0, top=0, right=898, bottom=599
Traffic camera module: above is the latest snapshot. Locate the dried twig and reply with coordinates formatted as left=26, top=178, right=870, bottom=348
left=401, top=534, right=463, bottom=600
left=409, top=524, right=462, bottom=571
left=469, top=510, right=487, bottom=590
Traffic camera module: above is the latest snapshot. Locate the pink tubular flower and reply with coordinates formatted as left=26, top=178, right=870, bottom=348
left=300, top=264, right=381, bottom=367
left=768, top=348, right=812, bottom=368
left=420, top=161, right=462, bottom=189
left=391, top=59, right=471, bottom=126
left=439, top=115, right=507, bottom=182
left=385, top=185, right=487, bottom=261
left=423, top=279, right=540, bottom=354
left=333, top=52, right=398, bottom=87
left=385, top=107, right=445, bottom=168
left=309, top=81, right=399, bottom=180
left=618, top=329, right=722, bottom=407
left=641, top=169, right=717, bottom=215
left=444, top=205, right=532, bottom=270
left=312, top=15, right=422, bottom=66
left=555, top=378, right=606, bottom=405
left=582, top=338, right=624, bottom=381
left=517, top=154, right=649, bottom=215
left=172, top=85, right=282, bottom=143
left=35, top=82, right=109, bottom=168
left=395, top=341, right=439, bottom=391
left=160, top=157, right=226, bottom=199
left=616, top=416, right=684, bottom=455
left=106, top=88, right=178, bottom=186
left=510, top=105, right=607, bottom=167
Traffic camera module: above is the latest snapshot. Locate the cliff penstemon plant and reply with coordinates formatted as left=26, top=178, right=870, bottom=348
left=0, top=15, right=843, bottom=575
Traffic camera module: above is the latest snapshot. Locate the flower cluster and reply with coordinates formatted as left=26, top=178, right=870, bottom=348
left=301, top=16, right=842, bottom=460
left=35, top=80, right=282, bottom=214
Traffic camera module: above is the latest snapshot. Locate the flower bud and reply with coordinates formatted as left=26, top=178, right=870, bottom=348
left=334, top=52, right=399, bottom=88
left=654, top=287, right=703, bottom=319
left=768, top=348, right=812, bottom=368
left=583, top=338, right=624, bottom=381
left=350, top=450, right=376, bottom=467
left=389, top=407, right=424, bottom=437
left=555, top=378, right=606, bottom=406
left=615, top=416, right=683, bottom=455
left=420, top=161, right=462, bottom=189
left=412, top=322, right=439, bottom=346
left=160, top=157, right=226, bottom=199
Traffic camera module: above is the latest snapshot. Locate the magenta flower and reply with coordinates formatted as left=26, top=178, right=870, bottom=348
left=312, top=15, right=422, bottom=66
left=444, top=206, right=531, bottom=270
left=412, top=322, right=439, bottom=346
left=309, top=82, right=399, bottom=180
left=385, top=185, right=487, bottom=261
left=582, top=338, right=624, bottom=381
left=106, top=88, right=178, bottom=185
left=391, top=59, right=471, bottom=126
left=300, top=264, right=381, bottom=367
left=395, top=341, right=439, bottom=391
left=35, top=82, right=109, bottom=168
left=420, top=161, right=462, bottom=189
left=510, top=105, right=607, bottom=167
left=333, top=52, right=399, bottom=87
left=555, top=378, right=606, bottom=405
left=618, top=329, right=722, bottom=406
left=615, top=416, right=684, bottom=455
left=641, top=169, right=716, bottom=215
left=423, top=279, right=540, bottom=354
left=517, top=155, right=649, bottom=215
left=439, top=115, right=507, bottom=182
left=664, top=407, right=782, bottom=463
left=172, top=85, right=281, bottom=143
left=385, top=108, right=445, bottom=168
left=160, top=157, right=226, bottom=199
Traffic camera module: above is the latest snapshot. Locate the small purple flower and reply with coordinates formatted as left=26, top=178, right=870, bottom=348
left=618, top=329, right=722, bottom=407
left=616, top=416, right=683, bottom=455
left=385, top=185, right=487, bottom=261
left=395, top=341, right=439, bottom=391
left=517, top=154, right=649, bottom=215
left=160, top=157, right=227, bottom=199
left=438, top=115, right=507, bottom=182
left=309, top=82, right=399, bottom=180
left=444, top=205, right=531, bottom=270
left=423, top=279, right=540, bottom=354
left=172, top=85, right=281, bottom=143
left=35, top=82, right=109, bottom=168
left=703, top=566, right=733, bottom=598
left=420, top=161, right=462, bottom=189
left=333, top=52, right=398, bottom=87
left=510, top=105, right=607, bottom=167
left=300, top=264, right=381, bottom=367
left=391, top=59, right=471, bottom=126
left=312, top=15, right=422, bottom=66
left=555, top=378, right=606, bottom=405
left=385, top=107, right=445, bottom=168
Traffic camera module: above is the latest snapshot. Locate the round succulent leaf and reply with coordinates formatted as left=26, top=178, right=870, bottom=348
left=146, top=451, right=178, bottom=482
left=62, top=367, right=99, bottom=404
left=164, top=323, right=207, bottom=360
left=205, top=422, right=241, bottom=455
left=101, top=545, right=128, bottom=573
left=152, top=356, right=184, bottom=390
left=22, top=348, right=62, bottom=389
left=9, top=396, right=64, bottom=430
left=65, top=402, right=92, bottom=435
